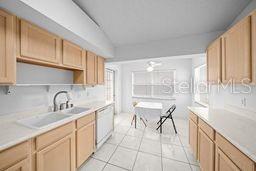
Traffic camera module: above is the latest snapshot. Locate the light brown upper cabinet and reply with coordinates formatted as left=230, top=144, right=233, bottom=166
left=97, top=56, right=105, bottom=84
left=252, top=11, right=256, bottom=83
left=221, top=15, right=252, bottom=83
left=18, top=19, right=61, bottom=65
left=0, top=10, right=16, bottom=84
left=86, top=51, right=97, bottom=85
left=207, top=38, right=222, bottom=84
left=62, top=40, right=85, bottom=69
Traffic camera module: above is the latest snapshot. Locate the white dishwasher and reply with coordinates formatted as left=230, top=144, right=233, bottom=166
left=96, top=104, right=114, bottom=148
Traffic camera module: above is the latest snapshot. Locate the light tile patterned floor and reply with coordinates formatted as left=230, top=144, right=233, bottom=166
left=79, top=113, right=200, bottom=171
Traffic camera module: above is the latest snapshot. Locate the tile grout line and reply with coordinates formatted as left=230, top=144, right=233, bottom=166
left=131, top=125, right=145, bottom=171
left=160, top=131, right=164, bottom=171
left=100, top=124, right=129, bottom=171
left=95, top=115, right=194, bottom=171
left=178, top=133, right=194, bottom=171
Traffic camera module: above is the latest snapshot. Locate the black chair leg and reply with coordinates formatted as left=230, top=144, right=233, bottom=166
left=171, top=116, right=177, bottom=134
left=156, top=117, right=168, bottom=131
left=157, top=120, right=160, bottom=124
left=134, top=115, right=137, bottom=129
left=160, top=117, right=162, bottom=133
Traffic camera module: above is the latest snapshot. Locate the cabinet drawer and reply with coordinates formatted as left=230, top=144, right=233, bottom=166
left=198, top=119, right=215, bottom=140
left=0, top=141, right=30, bottom=170
left=36, top=122, right=75, bottom=151
left=215, top=133, right=255, bottom=171
left=189, top=112, right=198, bottom=124
left=77, top=113, right=95, bottom=129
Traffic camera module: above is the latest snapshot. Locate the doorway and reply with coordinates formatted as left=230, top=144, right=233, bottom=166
left=105, top=69, right=116, bottom=113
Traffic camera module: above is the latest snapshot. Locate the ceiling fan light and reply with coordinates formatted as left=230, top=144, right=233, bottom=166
left=147, top=66, right=154, bottom=72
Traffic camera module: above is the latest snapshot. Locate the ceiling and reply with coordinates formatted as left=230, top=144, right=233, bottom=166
left=74, top=0, right=251, bottom=47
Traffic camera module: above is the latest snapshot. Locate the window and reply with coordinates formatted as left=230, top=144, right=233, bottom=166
left=194, top=64, right=208, bottom=106
left=105, top=69, right=114, bottom=102
left=132, top=70, right=175, bottom=99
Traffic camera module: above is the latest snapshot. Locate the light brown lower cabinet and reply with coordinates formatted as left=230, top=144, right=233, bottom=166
left=215, top=147, right=240, bottom=171
left=189, top=112, right=256, bottom=171
left=37, top=133, right=75, bottom=171
left=189, top=118, right=198, bottom=158
left=198, top=128, right=215, bottom=171
left=5, top=158, right=29, bottom=171
left=76, top=121, right=95, bottom=168
left=215, top=133, right=255, bottom=171
left=0, top=141, right=30, bottom=171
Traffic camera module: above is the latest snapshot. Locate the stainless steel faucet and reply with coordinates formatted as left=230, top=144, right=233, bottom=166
left=53, top=91, right=73, bottom=112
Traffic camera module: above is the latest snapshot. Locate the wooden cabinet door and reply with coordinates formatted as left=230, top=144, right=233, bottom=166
left=215, top=147, right=240, bottom=171
left=222, top=16, right=252, bottom=83
left=97, top=56, right=105, bottom=84
left=86, top=51, right=97, bottom=85
left=37, top=133, right=75, bottom=171
left=252, top=11, right=256, bottom=83
left=20, top=20, right=61, bottom=65
left=5, top=158, right=29, bottom=171
left=198, top=128, right=215, bottom=171
left=207, top=38, right=222, bottom=84
left=76, top=122, right=95, bottom=167
left=189, top=119, right=198, bottom=159
left=62, top=40, right=85, bottom=69
left=0, top=10, right=16, bottom=84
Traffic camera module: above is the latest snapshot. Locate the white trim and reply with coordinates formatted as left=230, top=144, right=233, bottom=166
left=193, top=64, right=208, bottom=105
left=132, top=69, right=176, bottom=98
left=132, top=95, right=176, bottom=100
left=195, top=100, right=208, bottom=107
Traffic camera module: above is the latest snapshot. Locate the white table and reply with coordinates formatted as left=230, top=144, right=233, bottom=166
left=134, top=102, right=163, bottom=121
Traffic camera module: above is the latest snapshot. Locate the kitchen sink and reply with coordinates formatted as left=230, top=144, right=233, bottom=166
left=61, top=107, right=91, bottom=115
left=17, top=107, right=91, bottom=129
left=17, top=112, right=71, bottom=129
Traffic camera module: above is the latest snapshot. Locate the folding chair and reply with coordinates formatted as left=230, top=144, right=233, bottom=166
left=156, top=104, right=177, bottom=134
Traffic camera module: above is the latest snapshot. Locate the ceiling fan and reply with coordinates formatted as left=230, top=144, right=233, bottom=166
left=147, top=61, right=162, bottom=72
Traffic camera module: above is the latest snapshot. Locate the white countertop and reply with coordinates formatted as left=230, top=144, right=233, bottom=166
left=0, top=101, right=113, bottom=151
left=188, top=106, right=256, bottom=162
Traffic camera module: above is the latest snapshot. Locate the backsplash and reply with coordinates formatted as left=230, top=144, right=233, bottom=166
left=209, top=84, right=256, bottom=120
left=0, top=63, right=106, bottom=116
left=0, top=85, right=105, bottom=116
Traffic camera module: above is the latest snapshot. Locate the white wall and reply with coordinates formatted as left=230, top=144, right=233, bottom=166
left=191, top=55, right=207, bottom=107
left=110, top=31, right=223, bottom=62
left=105, top=63, right=122, bottom=114
left=0, top=63, right=105, bottom=116
left=118, top=56, right=194, bottom=119
left=229, top=0, right=256, bottom=28
left=0, top=0, right=114, bottom=58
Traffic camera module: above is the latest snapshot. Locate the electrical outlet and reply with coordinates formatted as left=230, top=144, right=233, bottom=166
left=243, top=97, right=247, bottom=107
left=241, top=97, right=247, bottom=108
